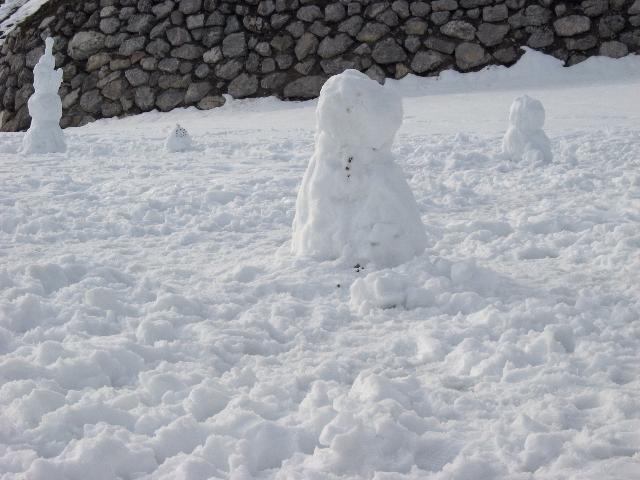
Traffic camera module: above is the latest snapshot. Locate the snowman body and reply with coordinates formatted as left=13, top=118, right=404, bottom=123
left=292, top=70, right=426, bottom=267
left=21, top=37, right=66, bottom=154
left=502, top=95, right=552, bottom=163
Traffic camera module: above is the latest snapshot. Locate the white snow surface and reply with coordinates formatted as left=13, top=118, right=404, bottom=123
left=20, top=37, right=66, bottom=155
left=292, top=69, right=427, bottom=267
left=502, top=95, right=552, bottom=164
left=1, top=49, right=640, bottom=479
left=0, top=0, right=48, bottom=42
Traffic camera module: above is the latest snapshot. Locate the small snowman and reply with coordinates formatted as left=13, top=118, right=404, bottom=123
left=165, top=123, right=195, bottom=152
left=502, top=95, right=552, bottom=163
left=21, top=37, right=66, bottom=154
left=292, top=69, right=426, bottom=268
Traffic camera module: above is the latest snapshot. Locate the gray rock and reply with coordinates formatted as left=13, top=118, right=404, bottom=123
left=509, top=6, right=552, bottom=28
left=599, top=40, right=629, bottom=58
left=598, top=15, right=625, bottom=38
left=203, top=46, right=223, bottom=63
left=441, top=20, right=476, bottom=41
left=156, top=89, right=184, bottom=111
left=261, top=72, right=287, bottom=89
left=357, top=22, right=390, bottom=42
left=124, top=68, right=149, bottom=86
left=185, top=82, right=211, bottom=103
left=554, top=15, right=591, bottom=37
left=275, top=53, right=294, bottom=69
left=365, top=64, right=386, bottom=84
left=79, top=89, right=102, bottom=114
left=215, top=59, right=243, bottom=79
left=432, top=0, right=458, bottom=11
left=325, top=3, right=346, bottom=22
left=197, top=95, right=226, bottom=109
left=140, top=57, right=158, bottom=70
left=102, top=101, right=122, bottom=117
left=338, top=16, right=364, bottom=37
left=294, top=58, right=316, bottom=75
left=392, top=0, right=410, bottom=18
left=320, top=57, right=359, bottom=75
left=476, top=23, right=510, bottom=47
left=564, top=35, right=597, bottom=51
left=631, top=0, right=640, bottom=14
left=101, top=79, right=126, bottom=100
left=159, top=57, right=180, bottom=72
left=404, top=18, right=428, bottom=35
left=527, top=28, right=555, bottom=48
left=86, top=52, right=111, bottom=71
left=411, top=49, right=447, bottom=72
left=424, top=36, right=456, bottom=54
left=228, top=73, right=258, bottom=98
left=372, top=38, right=407, bottom=63
left=68, top=31, right=106, bottom=60
left=283, top=76, right=326, bottom=98
left=179, top=0, right=202, bottom=15
left=257, top=0, right=276, bottom=16
left=119, top=36, right=146, bottom=56
left=493, top=46, right=518, bottom=64
left=186, top=14, right=205, bottom=29
left=146, top=38, right=171, bottom=57
left=222, top=32, right=247, bottom=57
left=581, top=0, right=608, bottom=16
left=62, top=88, right=80, bottom=109
left=152, top=1, right=174, bottom=19
left=378, top=9, right=400, bottom=27
left=127, top=14, right=154, bottom=33
left=297, top=5, right=322, bottom=22
left=255, top=42, right=271, bottom=56
left=261, top=57, right=276, bottom=73
left=295, top=33, right=319, bottom=61
left=317, top=33, right=353, bottom=58
left=100, top=17, right=120, bottom=34
left=483, top=4, right=508, bottom=22
left=167, top=27, right=192, bottom=46
left=431, top=11, right=450, bottom=25
left=271, top=33, right=294, bottom=52
left=455, top=42, right=488, bottom=70
left=195, top=63, right=210, bottom=78
left=410, top=1, right=431, bottom=17
left=171, top=44, right=204, bottom=59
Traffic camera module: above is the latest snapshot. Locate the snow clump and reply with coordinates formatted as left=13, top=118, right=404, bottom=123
left=502, top=95, right=552, bottom=163
left=165, top=123, right=196, bottom=152
left=21, top=37, right=66, bottom=154
left=292, top=69, right=427, bottom=268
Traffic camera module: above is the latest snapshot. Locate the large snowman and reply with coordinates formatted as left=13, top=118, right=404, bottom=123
left=21, top=37, right=66, bottom=154
left=292, top=69, right=426, bottom=268
left=502, top=95, right=552, bottom=163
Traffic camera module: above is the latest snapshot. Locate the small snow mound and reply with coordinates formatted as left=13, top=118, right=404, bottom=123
left=502, top=95, right=552, bottom=163
left=292, top=69, right=426, bottom=268
left=165, top=123, right=196, bottom=152
left=20, top=37, right=66, bottom=155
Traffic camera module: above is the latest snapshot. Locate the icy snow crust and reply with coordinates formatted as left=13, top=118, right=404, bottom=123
left=292, top=70, right=426, bottom=267
left=1, top=50, right=640, bottom=479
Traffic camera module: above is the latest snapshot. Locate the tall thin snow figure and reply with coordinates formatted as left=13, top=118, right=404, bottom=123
left=21, top=37, right=66, bottom=154
left=292, top=70, right=427, bottom=268
left=502, top=95, right=552, bottom=163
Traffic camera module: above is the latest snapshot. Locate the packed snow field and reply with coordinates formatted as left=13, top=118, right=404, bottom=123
left=1, top=51, right=640, bottom=479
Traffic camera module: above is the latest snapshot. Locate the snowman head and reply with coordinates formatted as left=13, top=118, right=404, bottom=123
left=316, top=69, right=403, bottom=150
left=509, top=95, right=545, bottom=132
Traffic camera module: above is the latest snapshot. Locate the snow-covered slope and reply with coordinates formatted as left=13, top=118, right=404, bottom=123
left=1, top=50, right=639, bottom=479
left=0, top=0, right=48, bottom=41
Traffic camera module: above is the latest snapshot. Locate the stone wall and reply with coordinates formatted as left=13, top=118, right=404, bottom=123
left=0, top=0, right=638, bottom=131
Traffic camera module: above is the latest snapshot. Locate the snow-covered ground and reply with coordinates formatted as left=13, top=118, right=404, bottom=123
left=0, top=0, right=48, bottom=41
left=1, top=50, right=639, bottom=479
